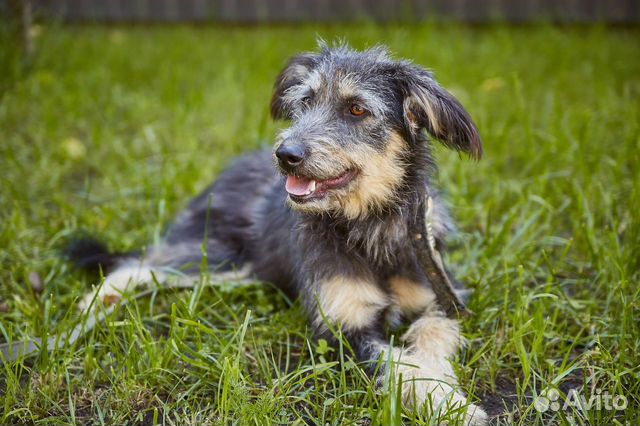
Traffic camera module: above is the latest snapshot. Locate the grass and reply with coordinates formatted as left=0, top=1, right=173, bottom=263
left=0, top=22, right=639, bottom=425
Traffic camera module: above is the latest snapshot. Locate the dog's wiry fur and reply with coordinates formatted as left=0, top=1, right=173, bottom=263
left=76, top=43, right=487, bottom=424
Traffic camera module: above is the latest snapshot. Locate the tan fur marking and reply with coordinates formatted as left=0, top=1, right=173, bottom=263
left=316, top=276, right=389, bottom=330
left=421, top=94, right=441, bottom=134
left=405, top=92, right=443, bottom=135
left=412, top=91, right=442, bottom=134
left=389, top=277, right=437, bottom=315
left=339, top=131, right=407, bottom=220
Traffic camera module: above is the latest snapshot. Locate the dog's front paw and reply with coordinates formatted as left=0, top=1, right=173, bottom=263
left=399, top=371, right=487, bottom=425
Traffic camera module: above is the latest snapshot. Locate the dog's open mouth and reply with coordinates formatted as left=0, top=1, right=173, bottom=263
left=285, top=169, right=357, bottom=203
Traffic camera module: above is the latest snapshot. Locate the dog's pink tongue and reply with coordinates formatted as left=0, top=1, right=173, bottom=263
left=285, top=175, right=316, bottom=196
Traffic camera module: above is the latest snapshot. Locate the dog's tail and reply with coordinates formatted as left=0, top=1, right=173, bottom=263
left=64, top=234, right=129, bottom=273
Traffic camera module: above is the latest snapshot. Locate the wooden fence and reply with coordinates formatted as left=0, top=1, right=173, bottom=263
left=10, top=0, right=640, bottom=23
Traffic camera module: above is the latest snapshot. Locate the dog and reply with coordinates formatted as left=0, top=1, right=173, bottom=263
left=73, top=43, right=487, bottom=424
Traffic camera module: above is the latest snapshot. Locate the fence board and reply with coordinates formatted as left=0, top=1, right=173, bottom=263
left=20, top=0, right=640, bottom=23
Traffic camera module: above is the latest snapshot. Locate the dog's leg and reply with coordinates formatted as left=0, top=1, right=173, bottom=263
left=386, top=276, right=486, bottom=424
left=78, top=253, right=253, bottom=311
left=390, top=313, right=487, bottom=425
left=78, top=260, right=165, bottom=310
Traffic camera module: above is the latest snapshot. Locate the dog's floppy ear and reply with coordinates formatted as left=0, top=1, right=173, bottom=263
left=270, top=53, right=319, bottom=120
left=397, top=63, right=482, bottom=160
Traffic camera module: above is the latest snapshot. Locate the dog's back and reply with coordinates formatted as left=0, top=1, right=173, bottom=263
left=161, top=149, right=300, bottom=293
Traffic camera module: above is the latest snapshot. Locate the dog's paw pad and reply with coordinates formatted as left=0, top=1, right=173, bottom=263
left=78, top=288, right=122, bottom=311
left=102, top=294, right=121, bottom=306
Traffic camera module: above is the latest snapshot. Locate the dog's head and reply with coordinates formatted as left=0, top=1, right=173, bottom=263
left=271, top=43, right=481, bottom=219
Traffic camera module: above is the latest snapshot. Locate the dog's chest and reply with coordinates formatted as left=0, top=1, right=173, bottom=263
left=343, top=213, right=415, bottom=268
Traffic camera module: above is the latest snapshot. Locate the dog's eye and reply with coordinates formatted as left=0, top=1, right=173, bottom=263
left=349, top=104, right=367, bottom=117
left=301, top=96, right=312, bottom=106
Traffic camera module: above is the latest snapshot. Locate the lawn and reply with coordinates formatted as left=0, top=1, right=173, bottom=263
left=0, top=23, right=638, bottom=425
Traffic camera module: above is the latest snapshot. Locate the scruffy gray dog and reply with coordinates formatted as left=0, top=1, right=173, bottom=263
left=76, top=43, right=487, bottom=424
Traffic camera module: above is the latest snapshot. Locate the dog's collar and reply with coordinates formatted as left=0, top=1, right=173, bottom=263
left=412, top=189, right=471, bottom=318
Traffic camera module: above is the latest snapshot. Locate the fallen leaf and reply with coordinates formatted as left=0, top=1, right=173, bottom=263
left=63, top=137, right=87, bottom=159
left=29, top=271, right=43, bottom=293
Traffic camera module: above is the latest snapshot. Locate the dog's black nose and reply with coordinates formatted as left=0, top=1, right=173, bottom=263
left=276, top=143, right=305, bottom=170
